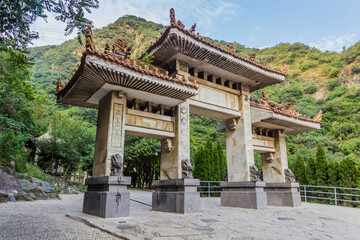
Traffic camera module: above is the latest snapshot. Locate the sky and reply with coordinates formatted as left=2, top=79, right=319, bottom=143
left=31, top=0, right=360, bottom=52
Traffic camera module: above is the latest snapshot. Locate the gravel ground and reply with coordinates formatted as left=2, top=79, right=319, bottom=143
left=0, top=194, right=119, bottom=240
left=1, top=190, right=360, bottom=240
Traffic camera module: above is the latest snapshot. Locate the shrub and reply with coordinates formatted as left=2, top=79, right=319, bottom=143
left=351, top=64, right=360, bottom=74
left=304, top=85, right=317, bottom=94
left=327, top=78, right=341, bottom=90
left=329, top=68, right=340, bottom=78
left=299, top=62, right=317, bottom=72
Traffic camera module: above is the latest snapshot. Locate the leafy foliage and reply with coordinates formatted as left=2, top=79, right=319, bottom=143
left=0, top=0, right=99, bottom=67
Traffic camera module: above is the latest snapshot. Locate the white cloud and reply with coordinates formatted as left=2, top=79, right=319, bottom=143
left=31, top=0, right=242, bottom=47
left=309, top=33, right=359, bottom=52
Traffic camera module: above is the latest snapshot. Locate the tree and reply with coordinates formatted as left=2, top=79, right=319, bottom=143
left=0, top=0, right=99, bottom=67
left=123, top=136, right=161, bottom=188
left=327, top=160, right=339, bottom=186
left=37, top=111, right=96, bottom=176
left=216, top=139, right=226, bottom=180
left=293, top=154, right=307, bottom=185
left=315, top=142, right=328, bottom=186
left=193, top=146, right=208, bottom=180
left=205, top=136, right=215, bottom=180
left=338, top=156, right=358, bottom=188
left=305, top=157, right=316, bottom=185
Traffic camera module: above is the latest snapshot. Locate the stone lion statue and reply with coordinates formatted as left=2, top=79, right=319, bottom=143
left=250, top=165, right=262, bottom=182
left=181, top=159, right=193, bottom=179
left=110, top=153, right=123, bottom=176
left=284, top=168, right=296, bottom=183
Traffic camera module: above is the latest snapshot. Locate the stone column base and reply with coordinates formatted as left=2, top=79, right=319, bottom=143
left=220, top=181, right=267, bottom=209
left=265, top=182, right=301, bottom=207
left=83, top=176, right=131, bottom=218
left=152, top=179, right=200, bottom=213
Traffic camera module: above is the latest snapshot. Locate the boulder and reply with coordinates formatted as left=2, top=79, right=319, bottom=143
left=18, top=179, right=40, bottom=192
left=31, top=177, right=55, bottom=193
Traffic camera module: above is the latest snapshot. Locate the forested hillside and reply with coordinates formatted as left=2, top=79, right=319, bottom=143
left=4, top=15, right=359, bottom=187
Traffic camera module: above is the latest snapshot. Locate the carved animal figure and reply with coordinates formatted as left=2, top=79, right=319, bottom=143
left=56, top=77, right=64, bottom=92
left=250, top=165, right=262, bottom=182
left=249, top=52, right=256, bottom=61
left=181, top=159, right=193, bottom=179
left=177, top=20, right=185, bottom=29
left=104, top=43, right=110, bottom=54
left=281, top=102, right=292, bottom=110
left=85, top=27, right=95, bottom=52
left=262, top=90, right=270, bottom=101
left=110, top=153, right=123, bottom=176
left=227, top=44, right=234, bottom=52
left=284, top=168, right=296, bottom=183
left=113, top=38, right=127, bottom=55
left=170, top=8, right=176, bottom=25
left=314, top=110, right=322, bottom=122
left=125, top=46, right=132, bottom=58
left=189, top=23, right=196, bottom=33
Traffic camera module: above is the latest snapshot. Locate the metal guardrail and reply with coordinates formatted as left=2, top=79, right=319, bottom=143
left=300, top=185, right=360, bottom=205
left=198, top=181, right=223, bottom=197
left=198, top=181, right=360, bottom=206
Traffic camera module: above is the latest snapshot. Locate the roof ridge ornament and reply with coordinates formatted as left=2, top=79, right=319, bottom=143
left=56, top=77, right=64, bottom=93
left=281, top=63, right=287, bottom=74
left=112, top=38, right=132, bottom=58
left=170, top=8, right=176, bottom=25
left=85, top=27, right=96, bottom=52
left=189, top=23, right=196, bottom=33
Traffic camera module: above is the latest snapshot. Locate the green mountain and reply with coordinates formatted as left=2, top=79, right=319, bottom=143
left=29, top=15, right=360, bottom=165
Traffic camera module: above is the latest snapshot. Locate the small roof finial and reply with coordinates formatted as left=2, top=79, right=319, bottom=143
left=314, top=110, right=322, bottom=122
left=189, top=23, right=196, bottom=33
left=56, top=77, right=64, bottom=92
left=281, top=63, right=287, bottom=74
left=85, top=27, right=96, bottom=52
left=170, top=8, right=176, bottom=25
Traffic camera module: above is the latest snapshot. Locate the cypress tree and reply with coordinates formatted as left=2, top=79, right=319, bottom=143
left=305, top=157, right=316, bottom=185
left=213, top=148, right=221, bottom=181
left=216, top=139, right=226, bottom=180
left=315, top=142, right=328, bottom=186
left=293, top=154, right=307, bottom=185
left=193, top=146, right=207, bottom=180
left=205, top=136, right=214, bottom=180
left=327, top=160, right=339, bottom=186
left=338, top=156, right=358, bottom=188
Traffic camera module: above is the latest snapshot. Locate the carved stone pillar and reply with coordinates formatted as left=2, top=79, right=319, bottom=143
left=225, top=90, right=255, bottom=182
left=221, top=85, right=267, bottom=209
left=160, top=100, right=190, bottom=180
left=154, top=100, right=200, bottom=213
left=261, top=129, right=288, bottom=183
left=92, top=91, right=127, bottom=177
left=262, top=129, right=301, bottom=207
left=83, top=91, right=131, bottom=218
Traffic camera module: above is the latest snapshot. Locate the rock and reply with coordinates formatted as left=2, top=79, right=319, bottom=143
left=0, top=190, right=8, bottom=198
left=8, top=195, right=16, bottom=202
left=29, top=193, right=37, bottom=199
left=18, top=179, right=39, bottom=192
left=31, top=177, right=55, bottom=193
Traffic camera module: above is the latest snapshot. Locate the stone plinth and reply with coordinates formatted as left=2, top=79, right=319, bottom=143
left=220, top=181, right=267, bottom=209
left=265, top=182, right=301, bottom=207
left=152, top=179, right=200, bottom=213
left=83, top=176, right=131, bottom=218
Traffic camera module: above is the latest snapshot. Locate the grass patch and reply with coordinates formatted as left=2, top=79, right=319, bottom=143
left=14, top=194, right=22, bottom=200
left=57, top=195, right=62, bottom=200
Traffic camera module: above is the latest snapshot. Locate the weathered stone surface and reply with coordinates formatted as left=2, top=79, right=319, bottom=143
left=265, top=182, right=301, bottom=207
left=152, top=179, right=200, bottom=213
left=18, top=179, right=39, bottom=192
left=83, top=176, right=131, bottom=218
left=221, top=181, right=267, bottom=209
left=31, top=177, right=55, bottom=193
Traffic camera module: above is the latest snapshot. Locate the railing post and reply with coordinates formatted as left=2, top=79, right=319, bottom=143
left=208, top=181, right=210, bottom=197
left=334, top=187, right=337, bottom=206
left=304, top=186, right=307, bottom=202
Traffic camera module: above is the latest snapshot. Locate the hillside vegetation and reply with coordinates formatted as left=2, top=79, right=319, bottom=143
left=1, top=15, right=358, bottom=189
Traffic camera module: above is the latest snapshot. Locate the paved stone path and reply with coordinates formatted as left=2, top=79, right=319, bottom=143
left=1, top=190, right=360, bottom=239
